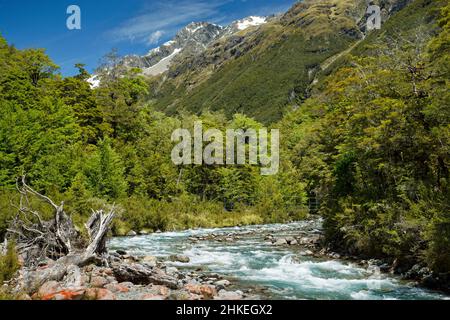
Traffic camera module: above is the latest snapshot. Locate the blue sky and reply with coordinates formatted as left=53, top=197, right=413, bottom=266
left=0, top=0, right=297, bottom=76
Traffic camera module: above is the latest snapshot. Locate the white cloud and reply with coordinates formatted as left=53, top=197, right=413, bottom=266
left=147, top=30, right=164, bottom=45
left=110, top=0, right=230, bottom=45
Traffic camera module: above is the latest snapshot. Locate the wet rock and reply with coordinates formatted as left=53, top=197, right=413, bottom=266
left=285, top=236, right=296, bottom=244
left=299, top=250, right=314, bottom=256
left=116, top=250, right=127, bottom=256
left=421, top=275, right=439, bottom=289
left=330, top=253, right=341, bottom=259
left=299, top=237, right=311, bottom=245
left=127, top=230, right=137, bottom=237
left=392, top=258, right=416, bottom=275
left=379, top=264, right=391, bottom=273
left=274, top=238, right=288, bottom=246
left=405, top=264, right=431, bottom=280
left=169, top=254, right=190, bottom=263
left=290, top=240, right=299, bottom=245
left=139, top=230, right=149, bottom=235
left=214, top=279, right=230, bottom=290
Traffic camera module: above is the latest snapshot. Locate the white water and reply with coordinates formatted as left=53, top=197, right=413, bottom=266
left=108, top=220, right=448, bottom=300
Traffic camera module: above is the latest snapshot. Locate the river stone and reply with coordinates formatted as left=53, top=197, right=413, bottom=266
left=105, top=283, right=130, bottom=293
left=285, top=237, right=296, bottom=244
left=36, top=281, right=62, bottom=299
left=141, top=256, right=158, bottom=267
left=166, top=267, right=179, bottom=275
left=214, top=279, right=231, bottom=290
left=90, top=276, right=109, bottom=288
left=170, top=254, right=190, bottom=263
left=214, top=289, right=243, bottom=300
left=62, top=265, right=83, bottom=288
left=116, top=250, right=127, bottom=256
left=140, top=293, right=167, bottom=300
left=127, top=230, right=137, bottom=236
left=274, top=238, right=288, bottom=246
left=84, top=288, right=116, bottom=300
left=184, top=283, right=217, bottom=299
left=300, top=250, right=314, bottom=256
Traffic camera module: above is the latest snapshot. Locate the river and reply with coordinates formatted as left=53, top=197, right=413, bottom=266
left=108, top=219, right=448, bottom=300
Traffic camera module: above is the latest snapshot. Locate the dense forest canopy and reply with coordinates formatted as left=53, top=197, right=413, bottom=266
left=0, top=0, right=449, bottom=281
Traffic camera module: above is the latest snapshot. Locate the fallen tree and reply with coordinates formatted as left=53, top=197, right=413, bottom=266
left=6, top=177, right=116, bottom=293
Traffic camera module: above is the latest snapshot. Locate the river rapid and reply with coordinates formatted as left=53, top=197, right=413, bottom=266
left=108, top=219, right=448, bottom=300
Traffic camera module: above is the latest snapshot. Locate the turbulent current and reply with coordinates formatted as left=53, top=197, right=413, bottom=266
left=108, top=219, right=448, bottom=300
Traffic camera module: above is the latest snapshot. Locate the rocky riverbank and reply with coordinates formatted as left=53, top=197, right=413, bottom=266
left=4, top=250, right=252, bottom=300
left=177, top=220, right=449, bottom=295
left=3, top=218, right=448, bottom=300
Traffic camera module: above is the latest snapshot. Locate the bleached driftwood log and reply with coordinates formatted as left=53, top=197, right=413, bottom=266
left=6, top=177, right=116, bottom=293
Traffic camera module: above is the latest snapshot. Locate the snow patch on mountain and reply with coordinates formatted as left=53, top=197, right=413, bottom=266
left=143, top=48, right=182, bottom=76
left=236, top=16, right=267, bottom=30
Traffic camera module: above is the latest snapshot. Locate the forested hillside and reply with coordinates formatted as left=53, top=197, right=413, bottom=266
left=279, top=0, right=449, bottom=277
left=0, top=0, right=448, bottom=291
left=0, top=37, right=308, bottom=240
left=147, top=0, right=371, bottom=123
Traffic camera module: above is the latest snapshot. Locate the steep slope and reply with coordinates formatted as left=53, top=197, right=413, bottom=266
left=147, top=0, right=400, bottom=123
left=146, top=0, right=421, bottom=124
left=121, top=16, right=269, bottom=77
left=122, top=22, right=224, bottom=76
left=276, top=0, right=448, bottom=287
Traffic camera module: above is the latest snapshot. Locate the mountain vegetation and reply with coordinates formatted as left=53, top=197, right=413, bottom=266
left=0, top=0, right=448, bottom=291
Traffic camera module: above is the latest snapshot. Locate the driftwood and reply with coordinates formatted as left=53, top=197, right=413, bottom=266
left=113, top=263, right=179, bottom=289
left=6, top=177, right=116, bottom=293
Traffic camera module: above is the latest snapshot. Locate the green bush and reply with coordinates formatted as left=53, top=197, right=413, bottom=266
left=0, top=241, right=20, bottom=284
